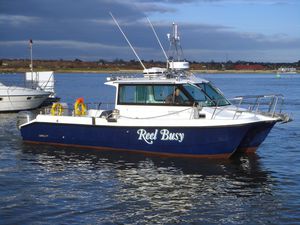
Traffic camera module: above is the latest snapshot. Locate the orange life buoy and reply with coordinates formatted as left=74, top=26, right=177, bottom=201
left=74, top=98, right=87, bottom=116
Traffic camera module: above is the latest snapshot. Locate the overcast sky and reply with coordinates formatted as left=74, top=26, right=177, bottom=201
left=0, top=0, right=299, bottom=62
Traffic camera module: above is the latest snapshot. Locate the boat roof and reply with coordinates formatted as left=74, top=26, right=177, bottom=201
left=105, top=72, right=209, bottom=86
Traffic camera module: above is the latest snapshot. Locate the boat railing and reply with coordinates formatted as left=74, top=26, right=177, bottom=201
left=232, top=94, right=284, bottom=117
left=87, top=102, right=115, bottom=110
left=107, top=72, right=142, bottom=81
left=38, top=101, right=115, bottom=116
left=210, top=94, right=288, bottom=120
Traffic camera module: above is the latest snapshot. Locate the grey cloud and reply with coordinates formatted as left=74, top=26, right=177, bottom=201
left=138, top=0, right=289, bottom=3
left=0, top=14, right=40, bottom=26
left=0, top=0, right=299, bottom=62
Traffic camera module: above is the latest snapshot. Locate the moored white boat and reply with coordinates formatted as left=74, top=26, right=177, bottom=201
left=0, top=82, right=50, bottom=112
left=25, top=71, right=60, bottom=106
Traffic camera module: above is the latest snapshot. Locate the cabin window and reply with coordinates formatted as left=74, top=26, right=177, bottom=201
left=197, top=83, right=230, bottom=106
left=0, top=98, right=2, bottom=101
left=119, top=85, right=147, bottom=104
left=27, top=97, right=32, bottom=100
left=118, top=83, right=230, bottom=107
left=118, top=84, right=191, bottom=106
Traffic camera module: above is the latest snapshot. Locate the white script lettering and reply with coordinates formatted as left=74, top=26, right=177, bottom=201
left=137, top=129, right=158, bottom=144
left=160, top=129, right=184, bottom=143
left=137, top=129, right=184, bottom=144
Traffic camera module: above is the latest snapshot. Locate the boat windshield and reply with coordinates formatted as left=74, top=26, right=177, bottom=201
left=183, top=82, right=230, bottom=107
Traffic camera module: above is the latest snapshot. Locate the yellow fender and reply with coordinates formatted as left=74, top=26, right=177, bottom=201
left=51, top=103, right=63, bottom=116
left=74, top=98, right=87, bottom=116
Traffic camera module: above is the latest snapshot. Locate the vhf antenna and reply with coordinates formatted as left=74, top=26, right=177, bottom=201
left=146, top=17, right=169, bottom=68
left=109, top=12, right=146, bottom=70
left=168, top=22, right=184, bottom=61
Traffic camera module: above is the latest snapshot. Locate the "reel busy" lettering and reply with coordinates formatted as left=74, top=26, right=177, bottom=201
left=137, top=129, right=184, bottom=144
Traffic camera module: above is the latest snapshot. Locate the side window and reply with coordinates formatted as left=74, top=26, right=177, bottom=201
left=153, top=85, right=174, bottom=102
left=136, top=86, right=147, bottom=103
left=118, top=85, right=150, bottom=104
left=118, top=84, right=191, bottom=105
left=119, top=85, right=136, bottom=103
left=154, top=85, right=190, bottom=105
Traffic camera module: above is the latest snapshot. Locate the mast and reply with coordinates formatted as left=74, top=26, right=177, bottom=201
left=168, top=22, right=184, bottom=61
left=29, top=39, right=33, bottom=88
left=167, top=23, right=189, bottom=71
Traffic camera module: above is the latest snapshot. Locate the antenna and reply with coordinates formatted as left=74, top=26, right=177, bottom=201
left=109, top=12, right=146, bottom=70
left=146, top=17, right=168, bottom=61
left=168, top=22, right=184, bottom=61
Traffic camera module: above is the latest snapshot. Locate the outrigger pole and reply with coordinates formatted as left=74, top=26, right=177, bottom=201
left=109, top=12, right=146, bottom=70
left=146, top=17, right=169, bottom=68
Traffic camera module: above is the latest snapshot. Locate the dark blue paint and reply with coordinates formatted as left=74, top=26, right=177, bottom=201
left=237, top=121, right=276, bottom=151
left=20, top=122, right=251, bottom=156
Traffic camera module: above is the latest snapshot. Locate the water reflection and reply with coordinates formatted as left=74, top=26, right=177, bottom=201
left=18, top=146, right=280, bottom=224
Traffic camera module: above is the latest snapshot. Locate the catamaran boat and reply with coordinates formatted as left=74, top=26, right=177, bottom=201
left=17, top=17, right=291, bottom=158
left=0, top=82, right=50, bottom=112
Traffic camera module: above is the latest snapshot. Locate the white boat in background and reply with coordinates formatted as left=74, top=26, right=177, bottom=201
left=25, top=71, right=60, bottom=105
left=0, top=82, right=50, bottom=112
left=0, top=40, right=57, bottom=112
left=25, top=71, right=55, bottom=96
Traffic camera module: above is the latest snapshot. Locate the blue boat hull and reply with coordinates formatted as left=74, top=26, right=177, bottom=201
left=237, top=121, right=276, bottom=153
left=20, top=122, right=252, bottom=158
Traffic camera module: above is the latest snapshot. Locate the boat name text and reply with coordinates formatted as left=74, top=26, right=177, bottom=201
left=137, top=129, right=184, bottom=144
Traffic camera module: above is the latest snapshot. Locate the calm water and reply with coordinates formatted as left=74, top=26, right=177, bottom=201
left=0, top=73, right=299, bottom=224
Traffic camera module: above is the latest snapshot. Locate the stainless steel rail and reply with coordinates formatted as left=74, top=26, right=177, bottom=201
left=210, top=94, right=291, bottom=122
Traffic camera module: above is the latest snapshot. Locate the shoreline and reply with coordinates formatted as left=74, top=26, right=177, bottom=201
left=0, top=68, right=299, bottom=74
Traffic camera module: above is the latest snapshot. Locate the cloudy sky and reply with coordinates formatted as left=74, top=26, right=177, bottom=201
left=0, top=0, right=299, bottom=62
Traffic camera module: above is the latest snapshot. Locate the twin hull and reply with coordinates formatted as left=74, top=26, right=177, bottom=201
left=20, top=120, right=276, bottom=158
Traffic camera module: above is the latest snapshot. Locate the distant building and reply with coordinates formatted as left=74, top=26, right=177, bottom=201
left=278, top=67, right=297, bottom=73
left=234, top=64, right=266, bottom=70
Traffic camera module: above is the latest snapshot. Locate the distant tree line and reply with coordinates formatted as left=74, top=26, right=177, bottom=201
left=1, top=58, right=299, bottom=72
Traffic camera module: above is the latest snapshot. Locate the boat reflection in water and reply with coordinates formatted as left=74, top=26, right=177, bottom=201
left=20, top=145, right=280, bottom=224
